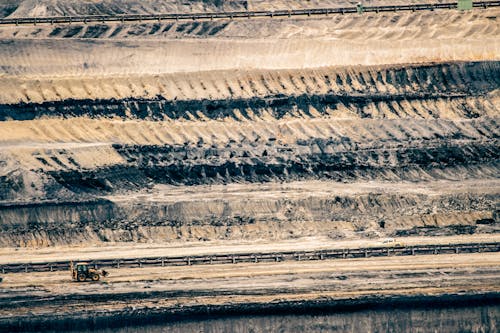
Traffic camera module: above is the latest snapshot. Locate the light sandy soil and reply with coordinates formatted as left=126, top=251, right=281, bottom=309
left=1, top=9, right=498, bottom=80
left=1, top=63, right=499, bottom=105
left=1, top=252, right=498, bottom=319
left=249, top=0, right=455, bottom=11
left=3, top=9, right=498, bottom=41
left=4, top=252, right=499, bottom=291
left=117, top=179, right=500, bottom=202
left=1, top=118, right=498, bottom=170
left=1, top=234, right=499, bottom=264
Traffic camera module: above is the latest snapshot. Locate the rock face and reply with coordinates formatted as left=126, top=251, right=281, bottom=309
left=0, top=4, right=498, bottom=247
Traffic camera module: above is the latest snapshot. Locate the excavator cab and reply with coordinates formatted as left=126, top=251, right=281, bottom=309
left=76, top=263, right=89, bottom=273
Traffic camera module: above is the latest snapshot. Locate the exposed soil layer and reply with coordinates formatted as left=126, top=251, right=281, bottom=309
left=3, top=294, right=499, bottom=332
left=2, top=61, right=499, bottom=118
left=0, top=180, right=498, bottom=247
left=3, top=9, right=499, bottom=41
left=0, top=7, right=498, bottom=247
left=37, top=304, right=500, bottom=333
left=1, top=0, right=460, bottom=18
left=1, top=8, right=499, bottom=79
left=2, top=234, right=497, bottom=264
left=0, top=62, right=498, bottom=246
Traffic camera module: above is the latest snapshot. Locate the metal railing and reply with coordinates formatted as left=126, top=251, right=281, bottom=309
left=1, top=242, right=498, bottom=274
left=0, top=1, right=498, bottom=26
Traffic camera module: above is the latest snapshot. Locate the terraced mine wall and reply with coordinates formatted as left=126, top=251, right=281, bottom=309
left=0, top=8, right=498, bottom=247
left=1, top=62, right=499, bottom=119
left=1, top=193, right=496, bottom=247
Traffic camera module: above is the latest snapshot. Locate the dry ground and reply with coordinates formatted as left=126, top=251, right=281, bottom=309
left=0, top=252, right=498, bottom=319
left=1, top=234, right=499, bottom=265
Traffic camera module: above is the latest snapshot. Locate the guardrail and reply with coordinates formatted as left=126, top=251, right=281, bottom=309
left=1, top=242, right=498, bottom=274
left=0, top=1, right=499, bottom=26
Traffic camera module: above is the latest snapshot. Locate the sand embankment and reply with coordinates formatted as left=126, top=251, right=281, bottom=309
left=0, top=37, right=497, bottom=78
left=1, top=9, right=499, bottom=79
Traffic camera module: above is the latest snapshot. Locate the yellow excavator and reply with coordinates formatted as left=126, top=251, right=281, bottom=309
left=70, top=262, right=108, bottom=282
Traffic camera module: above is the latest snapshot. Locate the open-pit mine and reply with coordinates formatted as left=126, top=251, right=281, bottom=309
left=0, top=0, right=499, bottom=331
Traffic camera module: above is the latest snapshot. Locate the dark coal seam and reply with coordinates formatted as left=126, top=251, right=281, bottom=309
left=0, top=198, right=113, bottom=209
left=46, top=153, right=500, bottom=189
left=0, top=91, right=488, bottom=121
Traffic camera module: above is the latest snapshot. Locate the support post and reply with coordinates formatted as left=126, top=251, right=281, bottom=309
left=357, top=3, right=364, bottom=14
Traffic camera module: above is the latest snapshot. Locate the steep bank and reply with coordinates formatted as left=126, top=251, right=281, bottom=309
left=0, top=180, right=498, bottom=247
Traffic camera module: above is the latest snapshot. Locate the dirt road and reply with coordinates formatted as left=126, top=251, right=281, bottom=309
left=1, top=234, right=499, bottom=264
left=1, top=252, right=498, bottom=322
